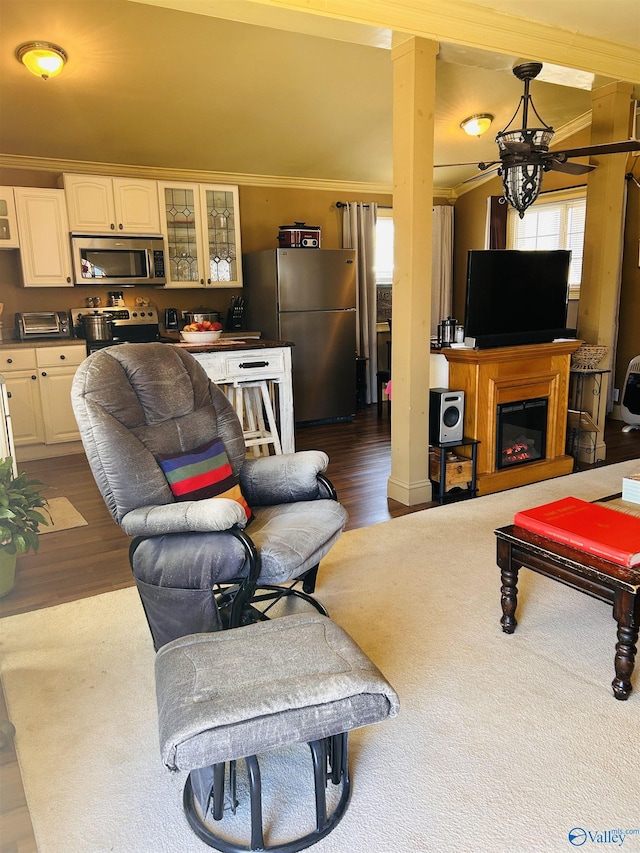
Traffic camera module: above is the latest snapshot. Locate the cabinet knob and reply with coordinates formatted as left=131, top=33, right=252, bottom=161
left=6, top=358, right=12, bottom=364
left=31, top=374, right=37, bottom=380
left=110, top=223, right=115, bottom=230
left=7, top=391, right=11, bottom=398
left=59, top=354, right=66, bottom=360
left=207, top=279, right=211, bottom=285
left=41, top=372, right=47, bottom=377
left=118, top=223, right=123, bottom=230
left=67, top=276, right=71, bottom=283
left=200, top=278, right=205, bottom=285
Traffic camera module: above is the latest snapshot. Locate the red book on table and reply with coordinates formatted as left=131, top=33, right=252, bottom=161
left=514, top=496, right=640, bottom=567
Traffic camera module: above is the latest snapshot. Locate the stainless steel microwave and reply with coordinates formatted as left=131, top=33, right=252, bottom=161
left=70, top=235, right=166, bottom=286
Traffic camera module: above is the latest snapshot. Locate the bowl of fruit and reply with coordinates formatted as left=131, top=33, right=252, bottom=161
left=180, top=320, right=223, bottom=343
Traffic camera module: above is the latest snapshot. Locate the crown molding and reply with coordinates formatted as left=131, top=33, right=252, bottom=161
left=434, top=188, right=458, bottom=202
left=552, top=111, right=592, bottom=146
left=0, top=154, right=392, bottom=196
left=0, top=107, right=591, bottom=205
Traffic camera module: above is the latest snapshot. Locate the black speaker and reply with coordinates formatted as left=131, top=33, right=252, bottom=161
left=429, top=388, right=465, bottom=445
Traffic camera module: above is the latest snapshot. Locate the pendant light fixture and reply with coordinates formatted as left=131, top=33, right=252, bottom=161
left=495, top=62, right=554, bottom=218
left=16, top=41, right=67, bottom=80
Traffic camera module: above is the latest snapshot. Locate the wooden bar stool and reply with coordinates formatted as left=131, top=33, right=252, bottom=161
left=224, top=380, right=283, bottom=457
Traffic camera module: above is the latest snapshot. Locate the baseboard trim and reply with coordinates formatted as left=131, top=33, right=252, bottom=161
left=15, top=442, right=84, bottom=462
left=387, top=476, right=432, bottom=506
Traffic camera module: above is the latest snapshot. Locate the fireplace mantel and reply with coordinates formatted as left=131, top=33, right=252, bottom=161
left=443, top=341, right=582, bottom=495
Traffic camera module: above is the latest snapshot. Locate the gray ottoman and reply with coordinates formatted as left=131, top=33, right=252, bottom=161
left=155, top=612, right=400, bottom=852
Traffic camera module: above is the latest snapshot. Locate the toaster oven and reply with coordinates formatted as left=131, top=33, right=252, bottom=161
left=15, top=311, right=71, bottom=340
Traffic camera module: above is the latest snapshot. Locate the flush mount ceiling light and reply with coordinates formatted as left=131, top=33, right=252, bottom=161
left=460, top=114, right=494, bottom=137
left=16, top=41, right=67, bottom=80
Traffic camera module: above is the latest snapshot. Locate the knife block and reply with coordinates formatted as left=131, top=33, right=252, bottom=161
left=226, top=299, right=244, bottom=331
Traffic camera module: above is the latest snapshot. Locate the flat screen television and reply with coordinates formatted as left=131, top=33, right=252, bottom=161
left=464, top=249, right=573, bottom=349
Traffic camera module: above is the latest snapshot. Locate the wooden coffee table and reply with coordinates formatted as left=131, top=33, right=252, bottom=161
left=495, top=509, right=640, bottom=700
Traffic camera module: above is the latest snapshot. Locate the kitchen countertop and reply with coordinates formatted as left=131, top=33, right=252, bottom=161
left=0, top=337, right=292, bottom=352
left=170, top=338, right=293, bottom=353
left=0, top=338, right=87, bottom=350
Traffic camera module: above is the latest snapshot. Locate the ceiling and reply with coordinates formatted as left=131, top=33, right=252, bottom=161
left=0, top=0, right=638, bottom=194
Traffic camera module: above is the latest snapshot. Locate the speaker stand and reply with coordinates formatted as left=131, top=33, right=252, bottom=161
left=429, top=436, right=480, bottom=506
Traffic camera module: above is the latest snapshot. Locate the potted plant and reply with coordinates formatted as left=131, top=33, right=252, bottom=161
left=0, top=457, right=50, bottom=597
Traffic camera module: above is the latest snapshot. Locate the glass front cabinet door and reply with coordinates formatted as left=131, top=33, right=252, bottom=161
left=158, top=182, right=242, bottom=288
left=0, top=188, right=20, bottom=249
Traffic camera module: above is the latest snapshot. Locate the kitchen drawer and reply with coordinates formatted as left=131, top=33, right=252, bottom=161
left=36, top=344, right=86, bottom=368
left=223, top=350, right=286, bottom=381
left=1, top=348, right=37, bottom=371
left=190, top=351, right=226, bottom=382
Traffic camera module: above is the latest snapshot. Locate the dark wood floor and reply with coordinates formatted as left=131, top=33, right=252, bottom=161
left=1, top=407, right=639, bottom=852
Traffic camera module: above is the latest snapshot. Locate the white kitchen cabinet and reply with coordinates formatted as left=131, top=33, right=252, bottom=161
left=36, top=346, right=86, bottom=443
left=13, top=188, right=73, bottom=287
left=0, top=187, right=19, bottom=248
left=1, top=344, right=86, bottom=450
left=63, top=174, right=161, bottom=235
left=1, top=348, right=45, bottom=445
left=158, top=182, right=242, bottom=288
left=0, top=377, right=18, bottom=475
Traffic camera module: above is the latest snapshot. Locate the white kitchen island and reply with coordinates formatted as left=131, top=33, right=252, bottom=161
left=178, top=340, right=295, bottom=454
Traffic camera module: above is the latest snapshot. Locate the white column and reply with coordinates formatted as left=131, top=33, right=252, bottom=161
left=387, top=36, right=438, bottom=505
left=577, top=81, right=634, bottom=462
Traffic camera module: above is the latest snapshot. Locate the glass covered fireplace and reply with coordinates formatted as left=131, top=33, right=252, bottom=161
left=496, top=397, right=548, bottom=469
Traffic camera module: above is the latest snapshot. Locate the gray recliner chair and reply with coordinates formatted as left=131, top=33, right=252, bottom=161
left=71, top=343, right=348, bottom=649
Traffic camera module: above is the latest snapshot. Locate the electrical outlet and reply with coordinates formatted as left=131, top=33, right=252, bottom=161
left=613, top=387, right=620, bottom=402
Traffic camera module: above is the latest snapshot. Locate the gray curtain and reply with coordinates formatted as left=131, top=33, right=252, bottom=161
left=341, top=202, right=378, bottom=404
left=431, top=205, right=455, bottom=337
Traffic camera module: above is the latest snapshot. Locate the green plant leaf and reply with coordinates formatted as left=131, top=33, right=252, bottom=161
left=0, top=457, right=49, bottom=556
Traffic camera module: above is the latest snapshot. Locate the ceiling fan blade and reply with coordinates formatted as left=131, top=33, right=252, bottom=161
left=547, top=159, right=595, bottom=175
left=434, top=161, right=490, bottom=168
left=434, top=161, right=500, bottom=172
left=554, top=140, right=640, bottom=159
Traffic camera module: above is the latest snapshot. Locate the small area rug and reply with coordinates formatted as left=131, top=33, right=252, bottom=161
left=38, top=496, right=87, bottom=535
left=1, top=461, right=639, bottom=852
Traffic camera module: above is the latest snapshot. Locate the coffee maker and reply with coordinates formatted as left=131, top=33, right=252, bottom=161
left=164, top=308, right=179, bottom=330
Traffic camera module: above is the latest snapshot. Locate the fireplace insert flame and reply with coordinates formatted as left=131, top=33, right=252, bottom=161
left=503, top=438, right=535, bottom=463
left=496, top=398, right=548, bottom=470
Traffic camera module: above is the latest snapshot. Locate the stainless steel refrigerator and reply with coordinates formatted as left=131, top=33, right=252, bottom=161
left=243, top=248, right=357, bottom=424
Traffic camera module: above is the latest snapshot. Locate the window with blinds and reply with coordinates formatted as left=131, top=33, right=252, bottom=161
left=507, top=195, right=586, bottom=296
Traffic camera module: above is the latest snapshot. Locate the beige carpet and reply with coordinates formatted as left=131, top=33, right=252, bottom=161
left=38, top=497, right=87, bottom=535
left=1, top=461, right=640, bottom=853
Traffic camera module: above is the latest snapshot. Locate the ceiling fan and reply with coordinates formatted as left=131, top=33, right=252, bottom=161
left=437, top=62, right=640, bottom=217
